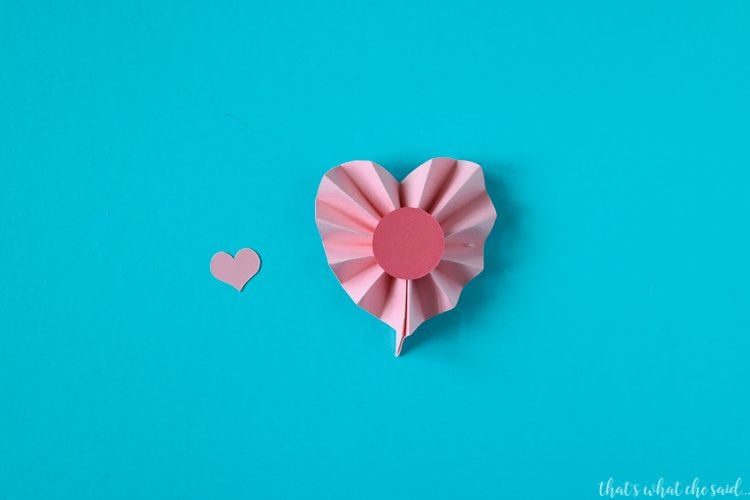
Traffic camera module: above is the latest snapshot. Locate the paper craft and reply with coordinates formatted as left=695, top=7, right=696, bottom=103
left=315, top=157, right=497, bottom=355
left=210, top=248, right=261, bottom=291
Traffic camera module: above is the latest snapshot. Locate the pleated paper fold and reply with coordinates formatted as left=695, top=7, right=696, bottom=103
left=315, top=158, right=497, bottom=355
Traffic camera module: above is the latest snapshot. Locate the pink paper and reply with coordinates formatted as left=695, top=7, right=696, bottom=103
left=210, top=248, right=261, bottom=291
left=315, top=157, right=497, bottom=355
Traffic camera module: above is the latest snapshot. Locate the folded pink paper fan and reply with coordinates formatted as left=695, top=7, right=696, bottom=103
left=315, top=157, right=497, bottom=356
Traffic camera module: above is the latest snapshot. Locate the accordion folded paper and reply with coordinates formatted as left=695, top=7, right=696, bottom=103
left=315, top=157, right=497, bottom=355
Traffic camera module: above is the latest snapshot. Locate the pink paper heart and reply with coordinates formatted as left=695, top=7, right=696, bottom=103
left=315, top=158, right=497, bottom=355
left=210, top=248, right=261, bottom=291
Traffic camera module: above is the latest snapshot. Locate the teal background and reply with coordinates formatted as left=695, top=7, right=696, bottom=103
left=2, top=1, right=749, bottom=498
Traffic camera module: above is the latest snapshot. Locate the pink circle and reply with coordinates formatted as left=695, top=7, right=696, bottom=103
left=372, top=207, right=445, bottom=280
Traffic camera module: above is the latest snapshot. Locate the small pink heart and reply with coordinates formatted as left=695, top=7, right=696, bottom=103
left=210, top=248, right=261, bottom=291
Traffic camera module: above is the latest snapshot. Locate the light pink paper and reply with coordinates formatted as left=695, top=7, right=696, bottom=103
left=210, top=248, right=261, bottom=291
left=315, top=158, right=497, bottom=355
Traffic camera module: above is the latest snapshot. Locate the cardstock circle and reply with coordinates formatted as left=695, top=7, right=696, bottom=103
left=372, top=207, right=445, bottom=280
